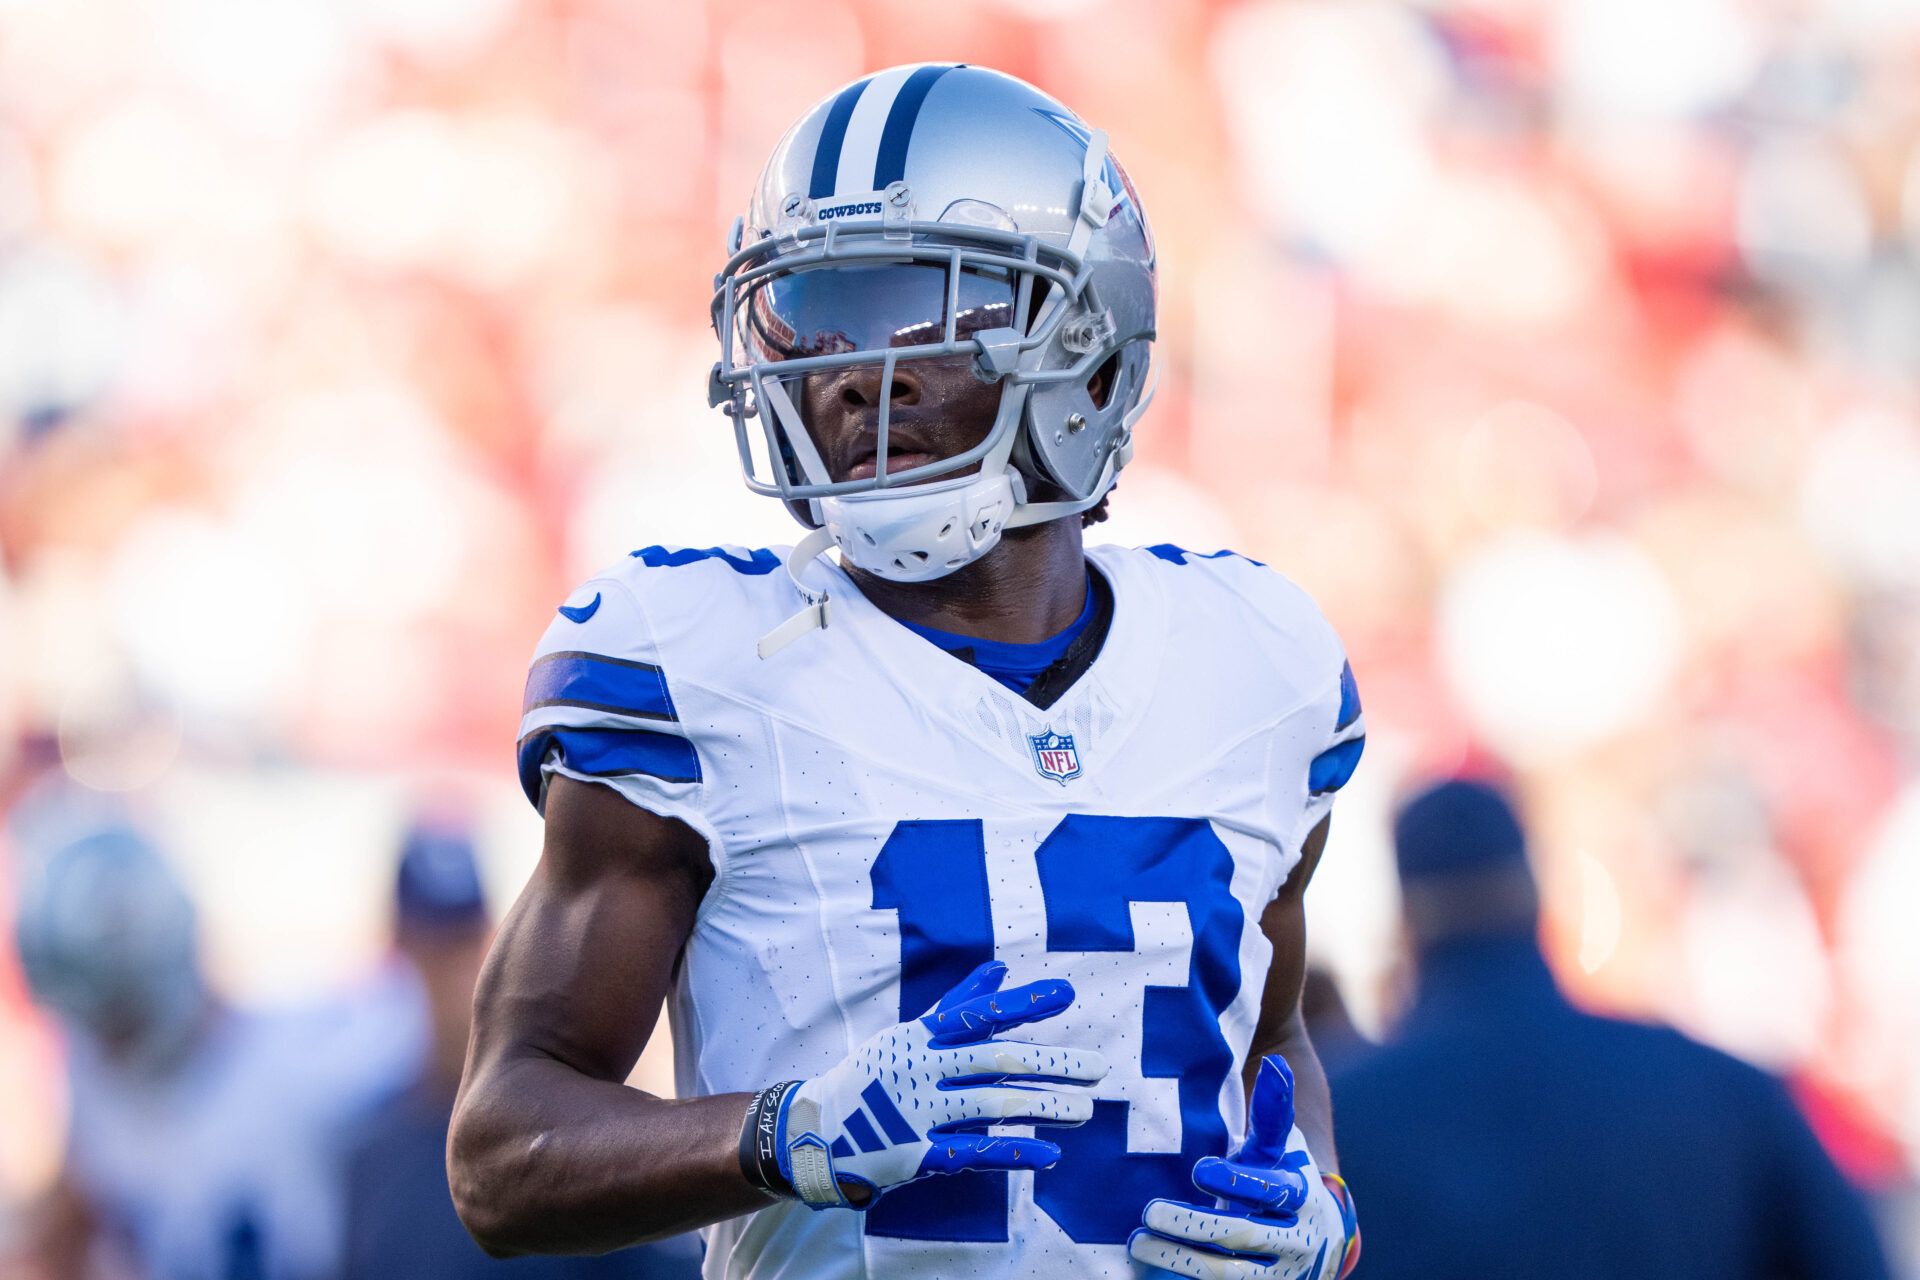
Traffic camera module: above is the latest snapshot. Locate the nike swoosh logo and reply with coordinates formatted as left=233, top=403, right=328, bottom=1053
left=557, top=593, right=601, bottom=624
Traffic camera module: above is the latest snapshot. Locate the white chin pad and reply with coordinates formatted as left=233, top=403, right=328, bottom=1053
left=821, top=473, right=1017, bottom=582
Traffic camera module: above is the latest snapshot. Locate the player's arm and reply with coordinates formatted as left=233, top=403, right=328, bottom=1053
left=1244, top=652, right=1364, bottom=1171
left=448, top=774, right=766, bottom=1254
left=450, top=774, right=1108, bottom=1254
left=1245, top=813, right=1336, bottom=1169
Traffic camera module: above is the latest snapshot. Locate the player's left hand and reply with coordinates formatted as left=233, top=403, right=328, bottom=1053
left=1128, top=1055, right=1360, bottom=1280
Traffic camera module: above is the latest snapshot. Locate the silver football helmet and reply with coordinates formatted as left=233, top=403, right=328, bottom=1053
left=710, top=63, right=1156, bottom=603
left=14, top=827, right=207, bottom=1067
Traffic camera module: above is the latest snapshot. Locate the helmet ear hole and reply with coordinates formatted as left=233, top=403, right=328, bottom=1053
left=1088, top=352, right=1121, bottom=410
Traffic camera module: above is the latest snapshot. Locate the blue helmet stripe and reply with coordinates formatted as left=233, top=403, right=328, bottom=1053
left=872, top=64, right=955, bottom=190
left=809, top=76, right=872, bottom=199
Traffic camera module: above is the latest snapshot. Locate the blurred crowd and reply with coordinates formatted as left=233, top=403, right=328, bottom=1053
left=1, top=0, right=1917, bottom=1273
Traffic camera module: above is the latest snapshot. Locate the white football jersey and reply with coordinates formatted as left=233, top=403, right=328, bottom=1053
left=517, top=542, right=1365, bottom=1280
left=62, top=977, right=424, bottom=1280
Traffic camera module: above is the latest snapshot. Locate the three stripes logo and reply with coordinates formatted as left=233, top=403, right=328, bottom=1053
left=828, top=1080, right=921, bottom=1159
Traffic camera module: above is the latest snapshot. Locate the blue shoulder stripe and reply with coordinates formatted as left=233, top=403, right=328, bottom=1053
left=1145, top=544, right=1268, bottom=568
left=517, top=726, right=701, bottom=805
left=632, top=545, right=780, bottom=575
left=523, top=652, right=676, bottom=721
left=1336, top=661, right=1362, bottom=731
left=1309, top=736, right=1365, bottom=797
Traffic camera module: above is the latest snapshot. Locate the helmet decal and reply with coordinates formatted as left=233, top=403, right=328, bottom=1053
left=808, top=63, right=963, bottom=202
left=872, top=63, right=958, bottom=190
left=809, top=75, right=873, bottom=199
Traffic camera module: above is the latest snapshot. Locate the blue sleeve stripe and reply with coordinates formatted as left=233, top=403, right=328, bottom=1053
left=517, top=726, right=701, bottom=804
left=1336, top=661, right=1362, bottom=731
left=523, top=652, right=676, bottom=721
left=1309, top=736, right=1365, bottom=797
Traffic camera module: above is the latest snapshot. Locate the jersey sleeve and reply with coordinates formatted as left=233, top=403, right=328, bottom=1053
left=1218, top=555, right=1365, bottom=859
left=1294, top=656, right=1364, bottom=848
left=515, top=575, right=708, bottom=829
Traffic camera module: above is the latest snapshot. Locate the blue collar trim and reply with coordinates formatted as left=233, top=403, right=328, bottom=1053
left=901, top=576, right=1097, bottom=691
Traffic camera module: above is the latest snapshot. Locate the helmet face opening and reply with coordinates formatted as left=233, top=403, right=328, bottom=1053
left=712, top=218, right=1088, bottom=502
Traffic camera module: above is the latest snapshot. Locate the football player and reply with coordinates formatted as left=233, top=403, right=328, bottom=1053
left=450, top=64, right=1364, bottom=1280
left=10, top=824, right=421, bottom=1280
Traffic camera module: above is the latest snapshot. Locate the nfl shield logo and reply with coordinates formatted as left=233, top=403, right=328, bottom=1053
left=1028, top=729, right=1082, bottom=785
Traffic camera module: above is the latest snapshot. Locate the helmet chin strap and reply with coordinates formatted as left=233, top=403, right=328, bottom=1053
left=757, top=525, right=839, bottom=659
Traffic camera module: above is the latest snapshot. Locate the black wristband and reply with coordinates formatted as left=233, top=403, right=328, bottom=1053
left=738, top=1080, right=800, bottom=1199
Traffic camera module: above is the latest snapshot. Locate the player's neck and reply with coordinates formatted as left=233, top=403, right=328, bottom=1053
left=845, top=518, right=1089, bottom=645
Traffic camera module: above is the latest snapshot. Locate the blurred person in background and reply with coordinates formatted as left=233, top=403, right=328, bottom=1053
left=1329, top=779, right=1891, bottom=1279
left=340, top=823, right=700, bottom=1280
left=7, top=825, right=419, bottom=1280
left=1298, top=965, right=1372, bottom=1078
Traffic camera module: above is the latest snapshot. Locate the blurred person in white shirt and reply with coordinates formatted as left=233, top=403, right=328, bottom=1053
left=7, top=824, right=420, bottom=1280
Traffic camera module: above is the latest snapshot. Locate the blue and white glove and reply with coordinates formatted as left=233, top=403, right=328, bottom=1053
left=1129, top=1055, right=1361, bottom=1280
left=739, top=961, right=1109, bottom=1210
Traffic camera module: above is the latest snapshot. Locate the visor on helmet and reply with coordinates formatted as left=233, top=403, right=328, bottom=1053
left=740, top=262, right=1020, bottom=365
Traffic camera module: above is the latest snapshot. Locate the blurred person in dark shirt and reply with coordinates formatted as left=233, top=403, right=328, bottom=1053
left=1298, top=964, right=1373, bottom=1078
left=338, top=824, right=701, bottom=1280
left=1329, top=778, right=1891, bottom=1280
left=8, top=824, right=419, bottom=1280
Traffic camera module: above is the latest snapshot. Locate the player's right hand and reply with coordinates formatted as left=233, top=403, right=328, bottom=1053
left=737, top=960, right=1108, bottom=1211
left=1128, top=1056, right=1360, bottom=1280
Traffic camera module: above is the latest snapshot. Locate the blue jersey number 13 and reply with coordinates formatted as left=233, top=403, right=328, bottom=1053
left=867, top=815, right=1245, bottom=1245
